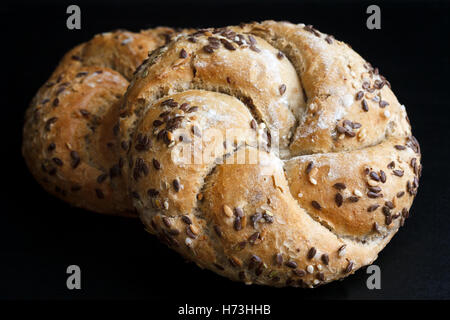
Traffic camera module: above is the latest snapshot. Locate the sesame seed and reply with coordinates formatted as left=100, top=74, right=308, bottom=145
left=368, top=186, right=382, bottom=193
left=394, top=145, right=406, bottom=150
left=373, top=222, right=381, bottom=233
left=285, top=261, right=297, bottom=269
left=367, top=179, right=379, bottom=187
left=203, top=45, right=214, bottom=53
left=248, top=232, right=260, bottom=244
left=344, top=260, right=354, bottom=273
left=221, top=38, right=236, bottom=50
left=161, top=99, right=178, bottom=108
left=70, top=151, right=80, bottom=169
left=234, top=217, right=242, bottom=231
left=369, top=171, right=380, bottom=181
left=173, top=179, right=180, bottom=192
left=393, top=170, right=404, bottom=177
left=131, top=191, right=140, bottom=200
left=356, top=91, right=364, bottom=100
left=214, top=225, right=222, bottom=238
left=95, top=189, right=104, bottom=199
left=367, top=204, right=380, bottom=212
left=188, top=224, right=199, bottom=236
left=248, top=254, right=262, bottom=270
left=336, top=125, right=347, bottom=134
left=306, top=265, right=314, bottom=273
left=367, top=191, right=382, bottom=198
left=362, top=81, right=370, bottom=90
left=152, top=158, right=161, bottom=170
left=162, top=216, right=172, bottom=228
left=223, top=205, right=233, bottom=217
left=382, top=206, right=391, bottom=216
left=338, top=245, right=346, bottom=257
left=234, top=207, right=244, bottom=218
left=192, top=125, right=201, bottom=137
left=362, top=99, right=369, bottom=112
left=52, top=157, right=63, bottom=166
left=311, top=201, right=321, bottom=210
left=185, top=238, right=193, bottom=247
left=97, top=173, right=107, bottom=183
left=263, top=211, right=274, bottom=223
left=187, top=106, right=199, bottom=113
left=153, top=119, right=163, bottom=127
left=385, top=215, right=392, bottom=225
left=228, top=256, right=241, bottom=268
left=402, top=208, right=409, bottom=218
left=321, top=254, right=329, bottom=265
left=316, top=272, right=325, bottom=281
left=275, top=253, right=283, bottom=266
left=250, top=45, right=261, bottom=52
left=293, top=269, right=306, bottom=277
left=250, top=212, right=262, bottom=227
left=306, top=161, right=314, bottom=174
left=147, top=189, right=159, bottom=197
left=179, top=48, right=188, bottom=58
left=181, top=215, right=192, bottom=225
left=335, top=193, right=343, bottom=207
left=47, top=143, right=56, bottom=151
left=45, top=117, right=58, bottom=131
left=333, top=182, right=346, bottom=190
left=385, top=201, right=394, bottom=209
left=379, top=100, right=389, bottom=108
left=121, top=141, right=129, bottom=151
left=279, top=84, right=287, bottom=96
left=347, top=196, right=359, bottom=202
left=307, top=247, right=317, bottom=259
left=379, top=170, right=387, bottom=183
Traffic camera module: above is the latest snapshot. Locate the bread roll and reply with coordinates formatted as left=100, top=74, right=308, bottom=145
left=22, top=28, right=185, bottom=216
left=118, top=21, right=421, bottom=287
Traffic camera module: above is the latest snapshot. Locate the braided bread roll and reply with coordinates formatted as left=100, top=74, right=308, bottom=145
left=22, top=27, right=187, bottom=216
left=118, top=21, right=421, bottom=287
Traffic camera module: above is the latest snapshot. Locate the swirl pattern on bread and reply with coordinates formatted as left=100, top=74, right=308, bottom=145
left=118, top=21, right=421, bottom=287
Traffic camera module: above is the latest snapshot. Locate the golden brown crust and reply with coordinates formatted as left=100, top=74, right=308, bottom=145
left=22, top=28, right=184, bottom=216
left=118, top=21, right=421, bottom=287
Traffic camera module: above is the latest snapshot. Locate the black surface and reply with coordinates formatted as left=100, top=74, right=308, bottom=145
left=1, top=0, right=449, bottom=304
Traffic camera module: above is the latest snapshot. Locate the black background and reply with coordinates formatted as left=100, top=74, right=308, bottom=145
left=1, top=0, right=449, bottom=306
